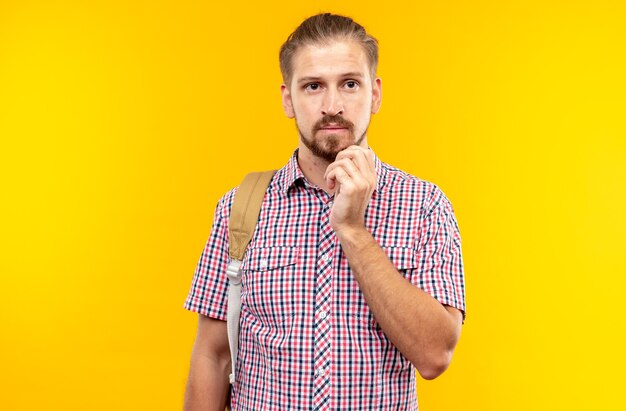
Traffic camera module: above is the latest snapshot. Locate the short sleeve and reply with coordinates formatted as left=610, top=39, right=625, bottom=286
left=183, top=190, right=236, bottom=320
left=413, top=184, right=466, bottom=320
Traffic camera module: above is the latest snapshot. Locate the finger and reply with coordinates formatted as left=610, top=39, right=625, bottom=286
left=324, top=158, right=359, bottom=181
left=335, top=148, right=375, bottom=186
left=326, top=166, right=354, bottom=193
left=336, top=146, right=375, bottom=174
left=326, top=162, right=373, bottom=198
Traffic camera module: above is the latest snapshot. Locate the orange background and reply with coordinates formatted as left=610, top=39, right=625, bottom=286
left=1, top=1, right=625, bottom=410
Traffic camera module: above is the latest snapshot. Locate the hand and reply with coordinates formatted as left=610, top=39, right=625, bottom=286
left=324, top=146, right=376, bottom=235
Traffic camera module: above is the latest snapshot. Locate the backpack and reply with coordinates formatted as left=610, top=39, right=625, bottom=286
left=226, top=170, right=276, bottom=385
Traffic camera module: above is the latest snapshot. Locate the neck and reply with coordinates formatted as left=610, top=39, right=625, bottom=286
left=297, top=147, right=335, bottom=194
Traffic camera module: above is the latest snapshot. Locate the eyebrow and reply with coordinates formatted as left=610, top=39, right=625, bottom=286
left=296, top=72, right=365, bottom=84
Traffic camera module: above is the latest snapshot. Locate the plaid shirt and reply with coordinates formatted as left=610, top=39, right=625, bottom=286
left=184, top=149, right=466, bottom=410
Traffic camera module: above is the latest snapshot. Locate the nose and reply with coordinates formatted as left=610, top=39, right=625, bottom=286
left=321, top=88, right=344, bottom=116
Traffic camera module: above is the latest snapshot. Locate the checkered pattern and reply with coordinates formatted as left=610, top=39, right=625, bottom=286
left=184, top=149, right=466, bottom=410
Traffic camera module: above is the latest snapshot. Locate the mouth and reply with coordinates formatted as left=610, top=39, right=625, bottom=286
left=319, top=125, right=348, bottom=131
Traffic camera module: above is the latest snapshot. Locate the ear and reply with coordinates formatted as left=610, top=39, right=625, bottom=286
left=371, top=77, right=382, bottom=114
left=281, top=84, right=295, bottom=119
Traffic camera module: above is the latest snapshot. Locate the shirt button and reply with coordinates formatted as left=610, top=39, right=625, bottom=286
left=260, top=259, right=268, bottom=268
left=322, top=254, right=330, bottom=262
left=319, top=310, right=328, bottom=319
left=317, top=368, right=326, bottom=377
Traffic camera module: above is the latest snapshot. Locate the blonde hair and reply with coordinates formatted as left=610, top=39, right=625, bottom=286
left=279, top=13, right=379, bottom=86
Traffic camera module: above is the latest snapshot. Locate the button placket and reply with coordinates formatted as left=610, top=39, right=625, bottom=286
left=312, top=202, right=334, bottom=411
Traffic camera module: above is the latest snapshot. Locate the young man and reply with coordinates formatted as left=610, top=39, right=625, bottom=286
left=184, top=13, right=466, bottom=411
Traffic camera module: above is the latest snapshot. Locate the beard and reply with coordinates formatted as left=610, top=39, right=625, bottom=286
left=297, top=114, right=368, bottom=163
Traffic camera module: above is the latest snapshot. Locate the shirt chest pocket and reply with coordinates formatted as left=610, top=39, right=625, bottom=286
left=343, top=245, right=419, bottom=328
left=240, top=246, right=301, bottom=326
left=384, top=245, right=419, bottom=279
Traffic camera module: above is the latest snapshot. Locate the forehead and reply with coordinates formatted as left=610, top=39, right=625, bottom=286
left=291, top=40, right=370, bottom=82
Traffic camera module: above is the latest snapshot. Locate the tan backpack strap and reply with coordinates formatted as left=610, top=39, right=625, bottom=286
left=228, top=170, right=277, bottom=261
left=226, top=169, right=276, bottom=387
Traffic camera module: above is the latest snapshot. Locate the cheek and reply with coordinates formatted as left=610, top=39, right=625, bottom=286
left=355, top=102, right=372, bottom=121
left=350, top=94, right=370, bottom=112
left=294, top=106, right=317, bottom=125
left=293, top=112, right=313, bottom=133
left=291, top=100, right=308, bottom=118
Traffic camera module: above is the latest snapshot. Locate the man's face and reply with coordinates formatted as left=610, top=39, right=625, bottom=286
left=281, top=40, right=382, bottom=163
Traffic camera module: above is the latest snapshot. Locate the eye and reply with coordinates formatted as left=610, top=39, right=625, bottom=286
left=344, top=80, right=359, bottom=90
left=305, top=83, right=321, bottom=92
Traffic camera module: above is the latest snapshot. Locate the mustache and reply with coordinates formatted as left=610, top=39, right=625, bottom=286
left=313, top=115, right=354, bottom=131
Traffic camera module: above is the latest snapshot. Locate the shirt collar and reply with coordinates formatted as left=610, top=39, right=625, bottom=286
left=280, top=148, right=387, bottom=195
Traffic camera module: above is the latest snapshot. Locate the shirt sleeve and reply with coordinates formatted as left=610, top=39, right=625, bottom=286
left=183, top=189, right=236, bottom=320
left=413, top=183, right=467, bottom=321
